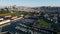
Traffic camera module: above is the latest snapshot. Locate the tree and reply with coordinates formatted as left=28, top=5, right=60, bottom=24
left=0, top=9, right=5, bottom=14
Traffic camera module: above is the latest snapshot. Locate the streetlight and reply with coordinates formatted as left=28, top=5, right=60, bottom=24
left=0, top=26, right=2, bottom=34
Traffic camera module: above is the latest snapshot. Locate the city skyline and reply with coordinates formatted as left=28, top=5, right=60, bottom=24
left=0, top=0, right=60, bottom=7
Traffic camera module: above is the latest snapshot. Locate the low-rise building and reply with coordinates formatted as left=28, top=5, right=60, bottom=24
left=0, top=18, right=3, bottom=21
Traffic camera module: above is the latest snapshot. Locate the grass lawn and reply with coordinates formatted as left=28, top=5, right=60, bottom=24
left=0, top=14, right=10, bottom=16
left=38, top=19, right=51, bottom=27
left=0, top=12, right=21, bottom=16
left=9, top=12, right=21, bottom=16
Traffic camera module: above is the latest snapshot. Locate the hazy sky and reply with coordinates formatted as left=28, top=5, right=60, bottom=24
left=0, top=0, right=60, bottom=7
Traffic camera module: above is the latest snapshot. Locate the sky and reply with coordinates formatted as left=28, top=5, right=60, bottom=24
left=0, top=0, right=60, bottom=7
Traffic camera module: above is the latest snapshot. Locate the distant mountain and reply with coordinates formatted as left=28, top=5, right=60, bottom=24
left=1, top=6, right=60, bottom=13
left=5, top=6, right=38, bottom=12
left=0, top=6, right=33, bottom=12
left=31, top=6, right=60, bottom=13
left=0, top=6, right=6, bottom=9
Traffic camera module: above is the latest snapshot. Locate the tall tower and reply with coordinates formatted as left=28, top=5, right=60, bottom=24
left=57, top=7, right=59, bottom=23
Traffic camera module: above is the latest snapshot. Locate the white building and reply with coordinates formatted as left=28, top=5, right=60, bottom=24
left=0, top=18, right=3, bottom=21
